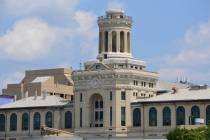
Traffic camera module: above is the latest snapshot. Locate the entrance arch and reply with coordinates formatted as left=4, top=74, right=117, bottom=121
left=89, top=94, right=103, bottom=127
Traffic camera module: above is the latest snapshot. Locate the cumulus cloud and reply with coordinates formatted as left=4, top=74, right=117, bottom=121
left=0, top=0, right=80, bottom=16
left=0, top=18, right=57, bottom=61
left=73, top=10, right=98, bottom=56
left=170, top=20, right=210, bottom=66
left=158, top=19, right=210, bottom=84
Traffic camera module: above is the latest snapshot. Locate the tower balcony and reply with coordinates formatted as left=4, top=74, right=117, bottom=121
left=97, top=15, right=132, bottom=27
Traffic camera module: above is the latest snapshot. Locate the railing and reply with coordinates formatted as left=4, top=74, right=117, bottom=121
left=98, top=15, right=132, bottom=20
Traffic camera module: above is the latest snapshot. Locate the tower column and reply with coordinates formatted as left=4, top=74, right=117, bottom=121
left=108, top=31, right=112, bottom=52
left=117, top=31, right=120, bottom=52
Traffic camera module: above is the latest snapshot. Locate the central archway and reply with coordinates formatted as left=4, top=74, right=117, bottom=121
left=89, top=94, right=103, bottom=128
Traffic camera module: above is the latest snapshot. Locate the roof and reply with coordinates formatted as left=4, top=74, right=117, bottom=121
left=0, top=95, right=69, bottom=109
left=31, top=76, right=51, bottom=83
left=132, top=88, right=210, bottom=103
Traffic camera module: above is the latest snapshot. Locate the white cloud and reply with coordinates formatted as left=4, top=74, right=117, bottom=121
left=0, top=0, right=80, bottom=16
left=158, top=19, right=210, bottom=84
left=107, top=0, right=124, bottom=11
left=0, top=18, right=57, bottom=61
left=73, top=10, right=98, bottom=57
left=74, top=10, right=97, bottom=38
left=170, top=20, right=210, bottom=66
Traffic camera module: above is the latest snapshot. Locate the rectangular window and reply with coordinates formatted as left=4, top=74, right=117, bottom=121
left=110, top=107, right=112, bottom=126
left=80, top=108, right=82, bottom=127
left=95, top=112, right=98, bottom=121
left=110, top=91, right=112, bottom=100
left=80, top=93, right=82, bottom=102
left=100, top=111, right=103, bottom=121
left=121, top=107, right=126, bottom=126
left=121, top=91, right=126, bottom=100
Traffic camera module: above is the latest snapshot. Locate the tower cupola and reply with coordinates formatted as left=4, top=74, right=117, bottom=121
left=97, top=10, right=133, bottom=60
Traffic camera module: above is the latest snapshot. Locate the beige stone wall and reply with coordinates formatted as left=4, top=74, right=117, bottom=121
left=2, top=68, right=74, bottom=100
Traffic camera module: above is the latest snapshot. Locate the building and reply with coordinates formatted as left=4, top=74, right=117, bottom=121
left=2, top=68, right=74, bottom=100
left=0, top=95, right=74, bottom=139
left=73, top=9, right=158, bottom=136
left=0, top=10, right=210, bottom=140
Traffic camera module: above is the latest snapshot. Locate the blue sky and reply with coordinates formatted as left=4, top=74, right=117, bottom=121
left=0, top=0, right=210, bottom=91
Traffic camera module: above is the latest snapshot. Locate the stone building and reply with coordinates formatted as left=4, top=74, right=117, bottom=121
left=0, top=10, right=210, bottom=140
left=73, top=9, right=158, bottom=136
left=2, top=68, right=74, bottom=100
left=0, top=95, right=74, bottom=140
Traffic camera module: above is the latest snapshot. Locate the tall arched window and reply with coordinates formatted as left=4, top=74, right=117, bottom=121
left=65, top=111, right=72, bottom=129
left=112, top=31, right=117, bottom=52
left=176, top=106, right=185, bottom=125
left=22, top=113, right=29, bottom=130
left=163, top=107, right=171, bottom=126
left=99, top=32, right=102, bottom=53
left=127, top=32, right=130, bottom=53
left=45, top=111, right=53, bottom=128
left=120, top=31, right=124, bottom=52
left=191, top=105, right=200, bottom=125
left=104, top=31, right=108, bottom=52
left=10, top=113, right=17, bottom=131
left=0, top=114, right=5, bottom=131
left=206, top=105, right=210, bottom=125
left=149, top=107, right=157, bottom=126
left=133, top=108, right=141, bottom=127
left=33, top=112, right=41, bottom=130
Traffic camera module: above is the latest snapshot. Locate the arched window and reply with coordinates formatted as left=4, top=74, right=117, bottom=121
left=10, top=113, right=17, bottom=131
left=149, top=107, right=157, bottom=126
left=45, top=111, right=53, bottom=128
left=33, top=112, right=41, bottom=130
left=112, top=31, right=117, bottom=52
left=206, top=105, right=210, bottom=125
left=22, top=113, right=29, bottom=130
left=191, top=105, right=200, bottom=125
left=133, top=108, right=141, bottom=127
left=176, top=106, right=185, bottom=125
left=104, top=31, right=108, bottom=52
left=99, top=32, right=102, bottom=53
left=0, top=114, right=5, bottom=131
left=120, top=31, right=125, bottom=52
left=163, top=107, right=171, bottom=126
left=127, top=32, right=130, bottom=53
left=65, top=111, right=72, bottom=129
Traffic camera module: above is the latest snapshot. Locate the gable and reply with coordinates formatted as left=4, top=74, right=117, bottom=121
left=87, top=63, right=111, bottom=71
